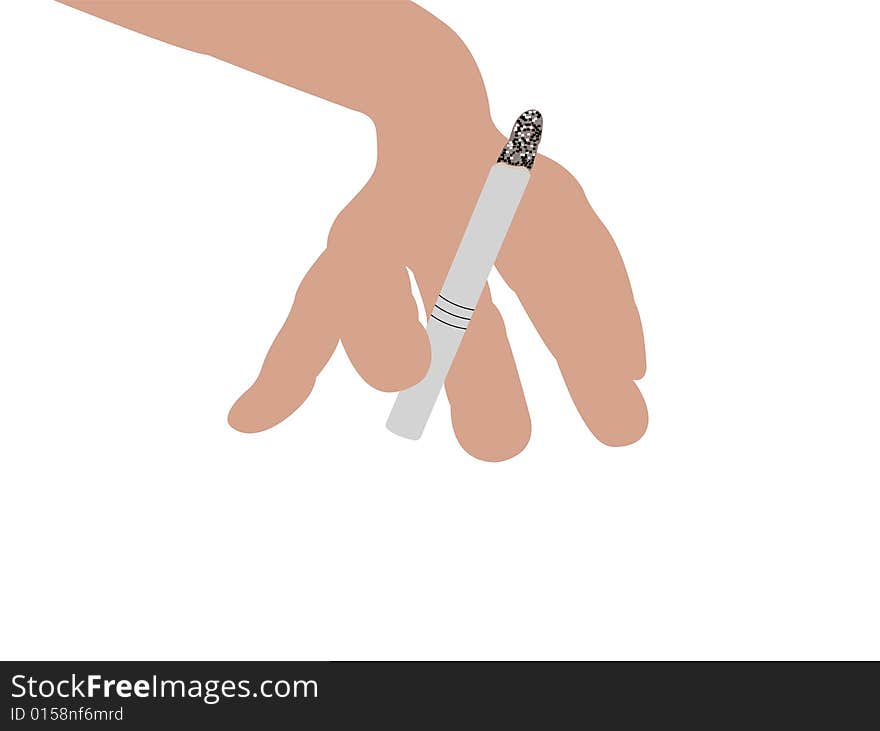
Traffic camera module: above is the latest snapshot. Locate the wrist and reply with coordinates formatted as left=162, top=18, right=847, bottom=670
left=373, top=109, right=505, bottom=177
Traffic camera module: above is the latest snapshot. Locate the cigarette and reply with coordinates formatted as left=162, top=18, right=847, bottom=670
left=387, top=110, right=543, bottom=440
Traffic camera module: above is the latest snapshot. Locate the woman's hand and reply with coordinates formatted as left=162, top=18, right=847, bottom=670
left=228, top=123, right=647, bottom=460
left=57, top=0, right=647, bottom=460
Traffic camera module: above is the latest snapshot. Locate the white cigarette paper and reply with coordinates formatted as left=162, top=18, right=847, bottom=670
left=387, top=110, right=543, bottom=440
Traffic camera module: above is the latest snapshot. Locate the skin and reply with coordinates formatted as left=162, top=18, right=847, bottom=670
left=57, top=0, right=648, bottom=461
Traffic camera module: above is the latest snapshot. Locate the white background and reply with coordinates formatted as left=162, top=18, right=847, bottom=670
left=1, top=0, right=878, bottom=660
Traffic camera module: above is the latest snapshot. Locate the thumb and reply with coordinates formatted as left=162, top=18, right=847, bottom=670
left=228, top=249, right=341, bottom=432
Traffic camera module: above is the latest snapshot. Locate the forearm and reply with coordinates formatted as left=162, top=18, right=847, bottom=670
left=58, top=1, right=494, bottom=135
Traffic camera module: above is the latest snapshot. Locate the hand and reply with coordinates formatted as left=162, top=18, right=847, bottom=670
left=228, top=124, right=648, bottom=460
left=57, top=0, right=647, bottom=460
